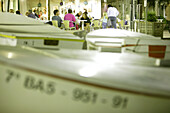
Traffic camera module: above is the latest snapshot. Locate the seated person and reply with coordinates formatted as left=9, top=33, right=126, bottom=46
left=75, top=11, right=82, bottom=19
left=16, top=10, right=21, bottom=15
left=40, top=9, right=48, bottom=21
left=9, top=9, right=14, bottom=13
left=52, top=9, right=62, bottom=27
left=33, top=9, right=39, bottom=19
left=64, top=9, right=76, bottom=27
left=80, top=13, right=91, bottom=30
left=27, top=10, right=36, bottom=19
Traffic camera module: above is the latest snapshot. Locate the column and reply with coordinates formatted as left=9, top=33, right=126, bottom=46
left=3, top=0, right=8, bottom=12
left=9, top=0, right=13, bottom=9
left=163, top=3, right=165, bottom=17
left=130, top=0, right=133, bottom=31
left=46, top=0, right=50, bottom=20
left=144, top=0, right=147, bottom=34
left=17, top=0, right=19, bottom=10
left=1, top=0, right=3, bottom=12
left=13, top=0, right=17, bottom=11
left=7, top=0, right=10, bottom=12
left=75, top=0, right=80, bottom=14
left=155, top=0, right=158, bottom=16
left=20, top=0, right=27, bottom=15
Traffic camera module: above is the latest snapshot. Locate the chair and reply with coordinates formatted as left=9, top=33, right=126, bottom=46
left=99, top=21, right=102, bottom=29
left=93, top=20, right=100, bottom=30
left=124, top=20, right=130, bottom=30
left=117, top=20, right=129, bottom=30
left=89, top=20, right=94, bottom=31
left=52, top=20, right=58, bottom=27
left=63, top=20, right=76, bottom=30
left=117, top=20, right=124, bottom=29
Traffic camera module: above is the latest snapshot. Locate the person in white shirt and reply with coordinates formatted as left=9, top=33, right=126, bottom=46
left=107, top=4, right=119, bottom=29
left=40, top=9, right=48, bottom=21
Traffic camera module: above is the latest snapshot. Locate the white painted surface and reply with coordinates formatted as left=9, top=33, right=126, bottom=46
left=0, top=46, right=170, bottom=113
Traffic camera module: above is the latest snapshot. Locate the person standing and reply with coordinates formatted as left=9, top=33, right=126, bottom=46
left=52, top=9, right=62, bottom=27
left=165, top=2, right=170, bottom=33
left=107, top=4, right=119, bottom=29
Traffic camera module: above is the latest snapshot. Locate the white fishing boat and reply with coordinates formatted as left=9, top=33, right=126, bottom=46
left=0, top=12, right=84, bottom=50
left=86, top=29, right=170, bottom=59
left=0, top=45, right=170, bottom=113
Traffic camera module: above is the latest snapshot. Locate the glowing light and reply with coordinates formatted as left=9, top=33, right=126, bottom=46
left=155, top=59, right=161, bottom=66
left=79, top=65, right=99, bottom=77
left=7, top=52, right=13, bottom=59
